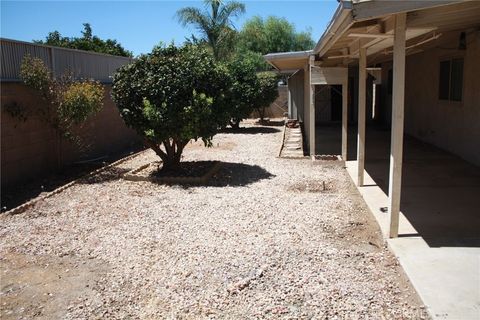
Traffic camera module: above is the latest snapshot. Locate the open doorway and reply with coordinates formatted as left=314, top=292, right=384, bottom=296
left=330, top=85, right=342, bottom=122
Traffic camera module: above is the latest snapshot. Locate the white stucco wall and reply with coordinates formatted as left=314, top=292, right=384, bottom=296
left=406, top=30, right=480, bottom=165
left=381, top=30, right=480, bottom=165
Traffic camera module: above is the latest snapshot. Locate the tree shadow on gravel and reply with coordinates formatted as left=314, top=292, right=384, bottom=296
left=143, top=162, right=275, bottom=188
left=218, top=127, right=281, bottom=134
left=208, top=162, right=275, bottom=187
left=77, top=167, right=131, bottom=185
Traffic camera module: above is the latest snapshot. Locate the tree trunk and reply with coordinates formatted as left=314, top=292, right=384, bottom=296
left=161, top=156, right=181, bottom=171
left=229, top=119, right=240, bottom=129
left=257, top=107, right=266, bottom=123
left=144, top=138, right=188, bottom=172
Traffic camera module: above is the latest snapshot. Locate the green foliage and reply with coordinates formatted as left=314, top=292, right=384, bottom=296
left=61, top=81, right=104, bottom=126
left=254, top=72, right=280, bottom=121
left=111, top=44, right=231, bottom=169
left=176, top=0, right=245, bottom=60
left=233, top=50, right=270, bottom=72
left=19, top=55, right=104, bottom=142
left=225, top=55, right=259, bottom=128
left=34, top=23, right=133, bottom=57
left=236, top=15, right=315, bottom=56
left=225, top=55, right=279, bottom=127
left=19, top=55, right=52, bottom=96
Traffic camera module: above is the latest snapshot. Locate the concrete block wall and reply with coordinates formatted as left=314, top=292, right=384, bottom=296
left=1, top=83, right=140, bottom=188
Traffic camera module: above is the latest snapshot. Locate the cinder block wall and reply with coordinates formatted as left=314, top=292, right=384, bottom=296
left=1, top=83, right=140, bottom=188
left=250, top=85, right=288, bottom=119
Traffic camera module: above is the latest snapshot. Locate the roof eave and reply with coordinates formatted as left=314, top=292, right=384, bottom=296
left=314, top=0, right=354, bottom=56
left=263, top=50, right=313, bottom=62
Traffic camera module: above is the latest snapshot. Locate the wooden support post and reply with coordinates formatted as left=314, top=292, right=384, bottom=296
left=341, top=80, right=348, bottom=161
left=309, top=55, right=315, bottom=156
left=287, top=79, right=292, bottom=119
left=388, top=13, right=407, bottom=238
left=357, top=47, right=367, bottom=186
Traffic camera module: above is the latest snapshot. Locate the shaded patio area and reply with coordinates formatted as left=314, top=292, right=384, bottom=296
left=315, top=123, right=480, bottom=246
left=315, top=123, right=480, bottom=319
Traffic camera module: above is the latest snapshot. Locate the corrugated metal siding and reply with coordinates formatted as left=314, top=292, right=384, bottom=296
left=1, top=38, right=132, bottom=83
left=1, top=40, right=53, bottom=80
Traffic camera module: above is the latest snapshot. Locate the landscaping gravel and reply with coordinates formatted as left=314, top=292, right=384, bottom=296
left=0, top=122, right=427, bottom=319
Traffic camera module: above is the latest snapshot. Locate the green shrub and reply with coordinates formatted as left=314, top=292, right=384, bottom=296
left=225, top=56, right=279, bottom=127
left=61, top=81, right=104, bottom=126
left=225, top=56, right=260, bottom=128
left=19, top=55, right=104, bottom=141
left=19, top=56, right=51, bottom=95
left=111, top=44, right=230, bottom=170
left=254, top=72, right=280, bottom=121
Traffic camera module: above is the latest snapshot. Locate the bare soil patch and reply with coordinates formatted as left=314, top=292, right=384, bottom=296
left=124, top=160, right=222, bottom=185
left=288, top=179, right=336, bottom=193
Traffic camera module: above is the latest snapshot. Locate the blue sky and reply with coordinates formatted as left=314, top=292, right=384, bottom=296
left=1, top=1, right=339, bottom=56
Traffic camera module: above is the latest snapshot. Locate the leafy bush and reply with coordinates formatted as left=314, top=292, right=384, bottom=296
left=225, top=56, right=260, bottom=128
left=19, top=56, right=51, bottom=95
left=254, top=72, right=280, bottom=121
left=225, top=56, right=279, bottom=127
left=111, top=44, right=231, bottom=170
left=61, top=81, right=104, bottom=126
left=20, top=55, right=104, bottom=141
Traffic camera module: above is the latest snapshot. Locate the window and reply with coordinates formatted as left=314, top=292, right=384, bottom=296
left=439, top=58, right=464, bottom=102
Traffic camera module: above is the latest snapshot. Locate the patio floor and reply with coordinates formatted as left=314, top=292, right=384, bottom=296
left=315, top=123, right=480, bottom=319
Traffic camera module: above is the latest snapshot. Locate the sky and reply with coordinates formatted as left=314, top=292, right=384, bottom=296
left=1, top=1, right=339, bottom=56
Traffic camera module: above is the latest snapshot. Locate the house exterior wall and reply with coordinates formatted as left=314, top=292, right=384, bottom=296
left=380, top=30, right=480, bottom=165
left=287, top=70, right=304, bottom=120
left=1, top=83, right=140, bottom=188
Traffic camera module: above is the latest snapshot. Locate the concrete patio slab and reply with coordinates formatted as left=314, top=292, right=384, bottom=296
left=346, top=161, right=480, bottom=320
left=316, top=123, right=480, bottom=318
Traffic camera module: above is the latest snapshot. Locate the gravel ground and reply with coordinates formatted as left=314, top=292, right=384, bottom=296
left=0, top=123, right=427, bottom=319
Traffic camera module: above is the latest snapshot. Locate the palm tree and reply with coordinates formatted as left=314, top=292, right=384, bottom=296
left=176, top=0, right=246, bottom=60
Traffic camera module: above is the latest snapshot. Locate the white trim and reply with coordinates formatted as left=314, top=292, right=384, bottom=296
left=263, top=50, right=313, bottom=61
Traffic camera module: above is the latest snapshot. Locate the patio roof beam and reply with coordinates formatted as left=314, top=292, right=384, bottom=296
left=388, top=13, right=407, bottom=238
left=348, top=33, right=393, bottom=39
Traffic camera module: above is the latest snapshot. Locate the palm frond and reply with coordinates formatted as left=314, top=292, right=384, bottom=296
left=176, top=7, right=205, bottom=27
left=176, top=7, right=211, bottom=38
left=218, top=1, right=246, bottom=28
